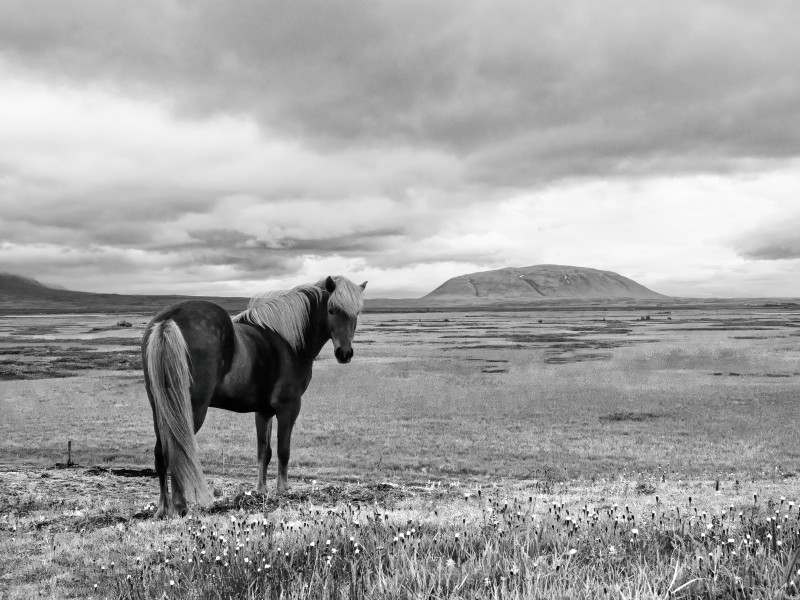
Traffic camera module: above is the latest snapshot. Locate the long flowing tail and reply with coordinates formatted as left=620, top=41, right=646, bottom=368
left=146, top=320, right=213, bottom=507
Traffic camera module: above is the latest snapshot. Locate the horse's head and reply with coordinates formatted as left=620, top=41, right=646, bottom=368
left=323, top=275, right=367, bottom=364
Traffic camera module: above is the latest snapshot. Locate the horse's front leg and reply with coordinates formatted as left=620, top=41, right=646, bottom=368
left=255, top=413, right=272, bottom=494
left=275, top=403, right=300, bottom=494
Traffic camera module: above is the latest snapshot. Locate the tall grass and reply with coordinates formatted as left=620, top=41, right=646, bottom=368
left=98, top=492, right=800, bottom=599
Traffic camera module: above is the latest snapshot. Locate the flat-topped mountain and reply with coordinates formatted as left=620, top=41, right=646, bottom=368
left=423, top=265, right=666, bottom=300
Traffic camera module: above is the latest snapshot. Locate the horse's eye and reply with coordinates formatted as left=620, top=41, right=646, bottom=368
left=328, top=308, right=335, bottom=315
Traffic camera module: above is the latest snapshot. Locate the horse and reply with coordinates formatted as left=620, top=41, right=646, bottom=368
left=141, top=275, right=367, bottom=518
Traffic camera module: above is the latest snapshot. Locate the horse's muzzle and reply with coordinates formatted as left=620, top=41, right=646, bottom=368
left=334, top=347, right=353, bottom=364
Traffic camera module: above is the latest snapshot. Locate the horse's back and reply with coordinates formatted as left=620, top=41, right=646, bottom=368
left=144, top=300, right=236, bottom=394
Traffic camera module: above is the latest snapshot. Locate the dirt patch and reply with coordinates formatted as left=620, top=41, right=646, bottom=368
left=635, top=482, right=657, bottom=495
left=599, top=411, right=665, bottom=423
left=84, top=466, right=157, bottom=478
left=207, top=482, right=408, bottom=514
left=0, top=468, right=416, bottom=532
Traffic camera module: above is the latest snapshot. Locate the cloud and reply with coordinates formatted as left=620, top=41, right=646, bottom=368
left=3, top=1, right=800, bottom=296
left=735, top=217, right=800, bottom=261
left=2, top=0, right=800, bottom=184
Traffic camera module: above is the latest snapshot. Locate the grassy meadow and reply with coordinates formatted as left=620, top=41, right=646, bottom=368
left=1, top=303, right=800, bottom=597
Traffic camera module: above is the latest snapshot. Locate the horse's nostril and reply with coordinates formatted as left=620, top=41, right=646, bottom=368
left=335, top=347, right=353, bottom=363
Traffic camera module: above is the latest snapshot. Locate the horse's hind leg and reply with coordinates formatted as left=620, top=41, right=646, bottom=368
left=153, top=436, right=170, bottom=519
left=169, top=402, right=210, bottom=517
left=147, top=392, right=171, bottom=518
left=255, top=413, right=273, bottom=494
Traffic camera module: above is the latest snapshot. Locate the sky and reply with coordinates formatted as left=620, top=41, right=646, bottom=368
left=2, top=1, right=800, bottom=298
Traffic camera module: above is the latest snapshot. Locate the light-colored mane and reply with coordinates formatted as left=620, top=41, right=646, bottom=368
left=316, top=275, right=365, bottom=317
left=232, top=276, right=364, bottom=351
left=233, top=285, right=323, bottom=352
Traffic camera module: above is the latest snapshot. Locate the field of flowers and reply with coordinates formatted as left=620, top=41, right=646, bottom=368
left=89, top=489, right=800, bottom=599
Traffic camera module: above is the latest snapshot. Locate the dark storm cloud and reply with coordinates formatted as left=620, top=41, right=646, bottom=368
left=3, top=0, right=800, bottom=185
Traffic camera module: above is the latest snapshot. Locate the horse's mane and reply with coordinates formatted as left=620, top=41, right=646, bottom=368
left=232, top=276, right=364, bottom=351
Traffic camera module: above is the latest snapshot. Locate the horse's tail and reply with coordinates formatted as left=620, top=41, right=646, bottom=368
left=146, top=319, right=213, bottom=507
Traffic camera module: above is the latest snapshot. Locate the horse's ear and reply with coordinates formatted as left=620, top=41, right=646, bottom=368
left=360, top=281, right=368, bottom=291
left=325, top=276, right=337, bottom=293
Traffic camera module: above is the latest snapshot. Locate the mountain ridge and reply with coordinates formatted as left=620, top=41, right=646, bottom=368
left=0, top=272, right=248, bottom=313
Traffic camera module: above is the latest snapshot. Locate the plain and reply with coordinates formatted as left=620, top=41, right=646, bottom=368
left=1, top=302, right=800, bottom=598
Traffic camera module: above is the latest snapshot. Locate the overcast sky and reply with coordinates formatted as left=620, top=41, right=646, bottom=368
left=2, top=0, right=800, bottom=298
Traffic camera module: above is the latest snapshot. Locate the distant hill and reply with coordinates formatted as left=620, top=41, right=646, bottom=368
left=423, top=265, right=666, bottom=301
left=0, top=268, right=668, bottom=314
left=0, top=273, right=248, bottom=313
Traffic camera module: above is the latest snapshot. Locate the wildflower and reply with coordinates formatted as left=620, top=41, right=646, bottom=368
left=569, top=548, right=577, bottom=556
left=608, top=545, right=617, bottom=555
left=631, top=528, right=639, bottom=537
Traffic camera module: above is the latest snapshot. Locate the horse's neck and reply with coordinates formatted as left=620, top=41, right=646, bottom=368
left=301, top=293, right=331, bottom=361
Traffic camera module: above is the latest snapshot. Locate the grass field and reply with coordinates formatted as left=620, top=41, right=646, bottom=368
left=1, top=303, right=800, bottom=597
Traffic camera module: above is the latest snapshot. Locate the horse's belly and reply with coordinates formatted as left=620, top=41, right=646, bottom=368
left=209, top=393, right=260, bottom=413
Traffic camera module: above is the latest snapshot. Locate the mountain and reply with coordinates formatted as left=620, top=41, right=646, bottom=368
left=0, top=273, right=248, bottom=313
left=0, top=273, right=79, bottom=302
left=423, top=265, right=666, bottom=301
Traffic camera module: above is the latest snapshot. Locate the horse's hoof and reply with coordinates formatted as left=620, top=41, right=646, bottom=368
left=154, top=506, right=168, bottom=519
